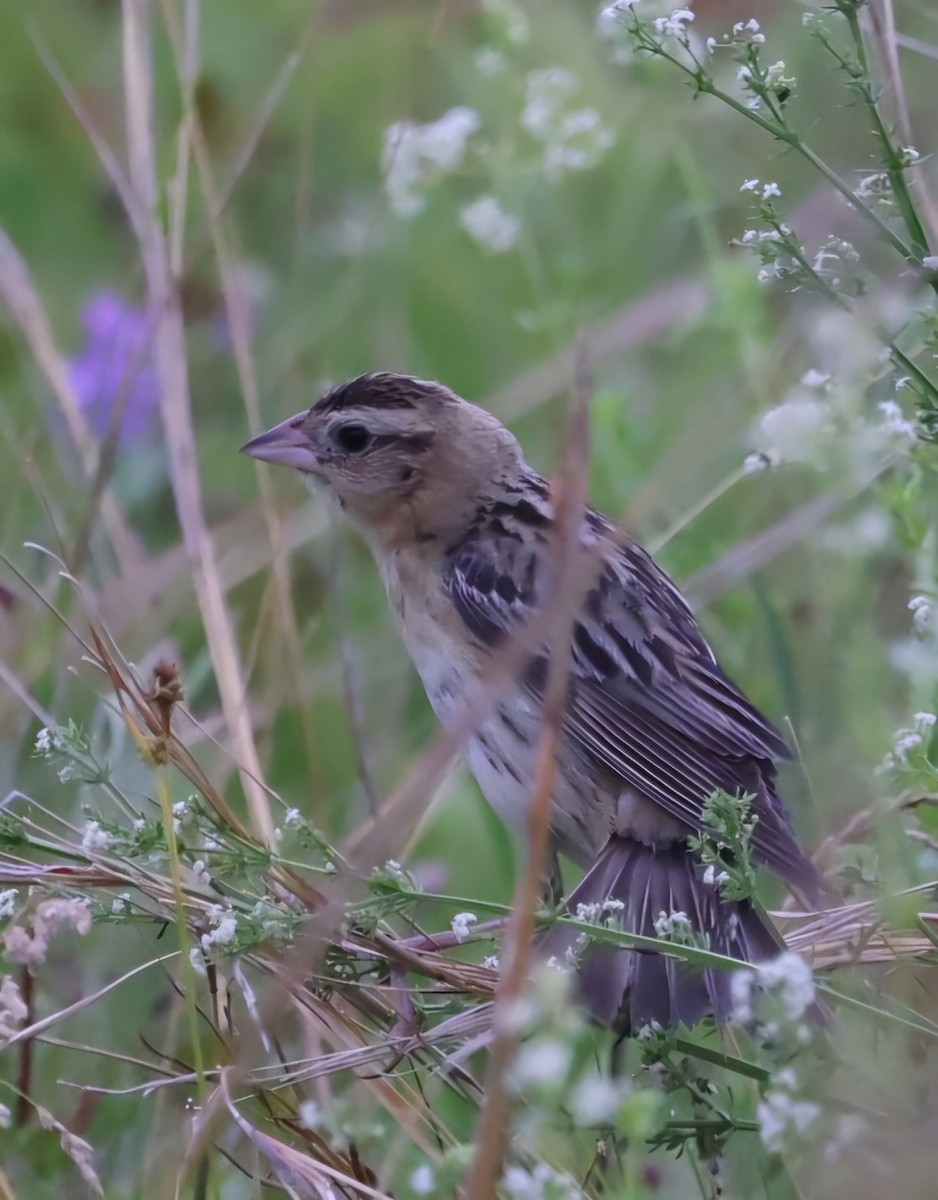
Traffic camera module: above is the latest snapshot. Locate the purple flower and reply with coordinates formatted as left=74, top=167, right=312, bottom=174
left=69, top=289, right=161, bottom=442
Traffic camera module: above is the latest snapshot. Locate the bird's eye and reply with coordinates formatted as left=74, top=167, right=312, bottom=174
left=332, top=424, right=372, bottom=454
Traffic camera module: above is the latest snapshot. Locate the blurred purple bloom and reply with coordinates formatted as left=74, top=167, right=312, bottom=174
left=69, top=289, right=161, bottom=442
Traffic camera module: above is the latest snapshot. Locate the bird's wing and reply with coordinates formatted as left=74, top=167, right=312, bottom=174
left=443, top=517, right=815, bottom=890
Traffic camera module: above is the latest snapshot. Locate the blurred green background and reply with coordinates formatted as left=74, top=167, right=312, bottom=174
left=2, top=0, right=938, bottom=1195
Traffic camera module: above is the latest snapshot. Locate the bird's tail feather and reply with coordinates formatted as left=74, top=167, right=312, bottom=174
left=551, top=837, right=782, bottom=1033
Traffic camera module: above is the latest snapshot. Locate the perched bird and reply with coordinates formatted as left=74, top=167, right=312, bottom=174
left=242, top=372, right=822, bottom=1032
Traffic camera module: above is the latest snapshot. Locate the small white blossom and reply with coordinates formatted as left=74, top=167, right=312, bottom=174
left=81, top=821, right=114, bottom=852
left=0, top=889, right=17, bottom=920
left=733, top=18, right=760, bottom=35
left=460, top=196, right=521, bottom=253
left=571, top=1073, right=627, bottom=1123
left=636, top=1020, right=663, bottom=1040
left=702, top=864, right=730, bottom=887
left=522, top=68, right=615, bottom=179
left=382, top=106, right=481, bottom=217
left=876, top=400, right=917, bottom=446
left=201, top=907, right=238, bottom=951
left=57, top=763, right=77, bottom=785
left=743, top=450, right=777, bottom=475
left=922, top=256, right=938, bottom=270
left=410, top=1164, right=436, bottom=1196
left=284, top=807, right=303, bottom=827
left=734, top=951, right=815, bottom=1026
left=909, top=595, right=936, bottom=635
left=762, top=181, right=781, bottom=199
left=754, top=396, right=831, bottom=465
left=483, top=954, right=500, bottom=969
left=110, top=894, right=130, bottom=916
left=451, top=911, right=478, bottom=942
left=511, top=1037, right=573, bottom=1088
left=191, top=859, right=212, bottom=884
left=759, top=1086, right=821, bottom=1153
left=501, top=1163, right=583, bottom=1200
left=740, top=178, right=760, bottom=192
left=34, top=726, right=59, bottom=756
left=654, top=8, right=694, bottom=39
left=653, top=909, right=690, bottom=937
left=298, top=1100, right=322, bottom=1130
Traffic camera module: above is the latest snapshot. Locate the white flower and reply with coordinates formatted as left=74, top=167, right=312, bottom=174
left=57, top=763, right=77, bottom=784
left=81, top=821, right=114, bottom=852
left=653, top=910, right=690, bottom=937
left=740, top=178, right=760, bottom=192
left=382, top=106, right=481, bottom=217
left=743, top=451, right=777, bottom=475
left=284, top=807, right=303, bottom=827
left=754, top=396, right=831, bottom=465
left=571, top=1073, right=627, bottom=1123
left=201, top=908, right=238, bottom=951
left=34, top=726, right=59, bottom=756
left=0, top=889, right=17, bottom=920
left=483, top=954, right=501, bottom=969
left=522, top=68, right=615, bottom=179
left=876, top=400, right=917, bottom=446
left=410, top=1164, right=436, bottom=1195
left=110, top=894, right=130, bottom=916
left=756, top=952, right=815, bottom=1019
left=653, top=8, right=694, bottom=39
left=298, top=1100, right=322, bottom=1130
left=191, top=859, right=212, bottom=884
left=702, top=864, right=730, bottom=887
left=460, top=196, right=521, bottom=253
left=501, top=1163, right=583, bottom=1200
left=909, top=595, right=936, bottom=635
left=923, top=256, right=938, bottom=270
left=762, top=182, right=781, bottom=199
left=758, top=1087, right=821, bottom=1153
left=733, top=18, right=760, bottom=34
left=511, top=1037, right=573, bottom=1088
left=451, top=911, right=478, bottom=942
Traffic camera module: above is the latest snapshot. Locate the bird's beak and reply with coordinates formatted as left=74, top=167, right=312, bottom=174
left=240, top=412, right=319, bottom=473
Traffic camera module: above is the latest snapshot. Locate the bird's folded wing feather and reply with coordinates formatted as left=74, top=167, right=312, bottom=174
left=443, top=520, right=814, bottom=888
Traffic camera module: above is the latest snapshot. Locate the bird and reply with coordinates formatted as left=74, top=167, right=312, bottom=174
left=242, top=371, right=823, bottom=1033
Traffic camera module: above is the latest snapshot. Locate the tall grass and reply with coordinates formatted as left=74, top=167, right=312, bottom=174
left=1, top=1, right=938, bottom=1197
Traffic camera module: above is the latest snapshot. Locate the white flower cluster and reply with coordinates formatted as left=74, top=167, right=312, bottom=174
left=653, top=909, right=690, bottom=937
left=740, top=178, right=782, bottom=201
left=501, top=1162, right=585, bottom=1200
left=909, top=595, right=936, bottom=636
left=451, top=911, right=478, bottom=942
left=731, top=950, right=815, bottom=1031
left=0, top=889, right=17, bottom=920
left=81, top=820, right=115, bottom=853
left=34, top=726, right=62, bottom=757
left=510, top=1035, right=573, bottom=1089
left=757, top=1067, right=822, bottom=1154
left=459, top=195, right=521, bottom=253
left=570, top=1071, right=628, bottom=1123
left=201, top=905, right=239, bottom=952
left=382, top=107, right=481, bottom=217
left=880, top=710, right=937, bottom=771
left=653, top=8, right=694, bottom=40
left=702, top=863, right=730, bottom=887
left=522, top=68, right=615, bottom=180
left=812, top=235, right=860, bottom=288
left=753, top=393, right=832, bottom=466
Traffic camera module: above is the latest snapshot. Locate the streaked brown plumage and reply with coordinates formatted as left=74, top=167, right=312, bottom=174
left=243, top=372, right=822, bottom=1031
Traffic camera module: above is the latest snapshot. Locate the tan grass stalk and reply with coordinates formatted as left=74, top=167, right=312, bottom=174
left=121, top=0, right=272, bottom=841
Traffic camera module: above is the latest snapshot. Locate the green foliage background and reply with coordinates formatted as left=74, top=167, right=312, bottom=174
left=2, top=1, right=938, bottom=1197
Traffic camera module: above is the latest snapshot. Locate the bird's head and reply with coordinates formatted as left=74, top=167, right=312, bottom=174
left=241, top=373, right=525, bottom=548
